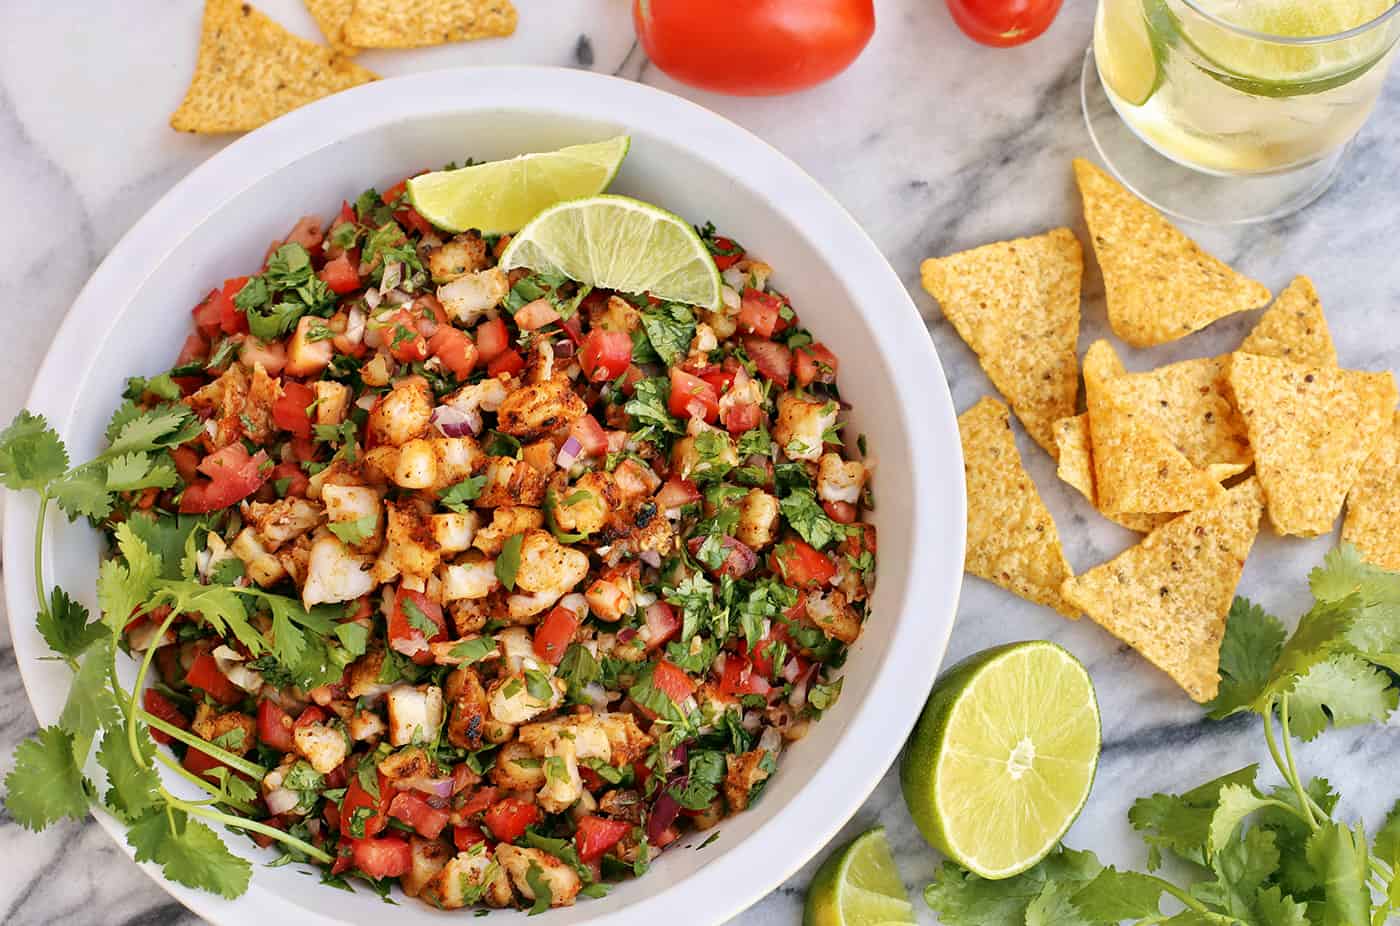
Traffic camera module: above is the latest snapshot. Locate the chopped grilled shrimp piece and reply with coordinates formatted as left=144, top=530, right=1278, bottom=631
left=440, top=553, right=500, bottom=602
left=431, top=511, right=479, bottom=553
left=443, top=377, right=509, bottom=416
left=611, top=457, right=661, bottom=503
left=495, top=377, right=587, bottom=439
left=243, top=363, right=279, bottom=443
left=377, top=745, right=435, bottom=783
left=817, top=453, right=866, bottom=505
left=320, top=484, right=383, bottom=553
left=212, top=645, right=264, bottom=693
left=736, top=489, right=780, bottom=550
left=231, top=527, right=287, bottom=587
left=424, top=848, right=513, bottom=909
left=689, top=322, right=719, bottom=356
left=368, top=376, right=433, bottom=447
left=588, top=294, right=643, bottom=334
left=313, top=380, right=351, bottom=426
left=448, top=596, right=492, bottom=636
left=430, top=436, right=483, bottom=490
left=512, top=529, right=589, bottom=598
left=476, top=456, right=547, bottom=508
left=293, top=717, right=349, bottom=774
left=186, top=363, right=250, bottom=449
left=724, top=748, right=773, bottom=813
left=348, top=709, right=386, bottom=742
left=671, top=426, right=738, bottom=481
left=496, top=845, right=583, bottom=908
left=473, top=506, right=544, bottom=555
left=362, top=446, right=401, bottom=485
left=286, top=315, right=333, bottom=377
left=597, top=712, right=654, bottom=766
left=244, top=497, right=323, bottom=550
left=393, top=438, right=438, bottom=489
left=381, top=500, right=441, bottom=584
left=427, top=232, right=490, bottom=283
left=437, top=267, right=509, bottom=324
left=497, top=627, right=538, bottom=676
left=488, top=672, right=564, bottom=725
left=585, top=563, right=637, bottom=622
left=719, top=367, right=763, bottom=426
left=191, top=703, right=256, bottom=756
left=275, top=533, right=313, bottom=586
left=302, top=533, right=376, bottom=607
left=550, top=471, right=617, bottom=536
left=804, top=589, right=863, bottom=644
left=386, top=684, right=445, bottom=746
left=491, top=741, right=548, bottom=790
left=774, top=392, right=838, bottom=463
left=346, top=647, right=394, bottom=700
left=445, top=666, right=491, bottom=749
left=402, top=837, right=453, bottom=899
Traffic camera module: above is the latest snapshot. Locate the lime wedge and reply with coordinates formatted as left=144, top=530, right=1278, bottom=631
left=406, top=136, right=630, bottom=235
left=900, top=641, right=1101, bottom=880
left=804, top=827, right=916, bottom=926
left=498, top=194, right=722, bottom=310
left=1096, top=0, right=1168, bottom=106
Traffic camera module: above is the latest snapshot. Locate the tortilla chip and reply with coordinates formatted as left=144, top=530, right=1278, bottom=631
left=1062, top=478, right=1265, bottom=702
left=1107, top=355, right=1252, bottom=477
left=343, top=0, right=517, bottom=48
left=1073, top=159, right=1270, bottom=348
left=304, top=0, right=358, bottom=56
left=1229, top=353, right=1396, bottom=537
left=1239, top=275, right=1338, bottom=368
left=1083, top=340, right=1227, bottom=515
left=171, top=0, right=377, bottom=134
left=922, top=229, right=1082, bottom=456
left=959, top=397, right=1077, bottom=618
left=1055, top=415, right=1175, bottom=533
left=1343, top=411, right=1400, bottom=570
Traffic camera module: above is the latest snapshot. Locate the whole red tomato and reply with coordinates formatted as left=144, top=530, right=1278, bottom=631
left=632, top=0, right=875, bottom=96
left=946, top=0, right=1063, bottom=47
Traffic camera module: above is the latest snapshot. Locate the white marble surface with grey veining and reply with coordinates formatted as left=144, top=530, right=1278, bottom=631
left=2, top=1, right=1399, bottom=923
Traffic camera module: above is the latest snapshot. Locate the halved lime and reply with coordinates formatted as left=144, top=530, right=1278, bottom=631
left=900, top=641, right=1101, bottom=880
left=804, top=827, right=916, bottom=926
left=498, top=194, right=722, bottom=310
left=1096, top=0, right=1168, bottom=106
left=406, top=136, right=630, bottom=235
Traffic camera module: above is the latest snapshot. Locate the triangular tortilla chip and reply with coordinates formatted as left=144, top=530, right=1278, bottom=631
left=1062, top=478, right=1265, bottom=702
left=1083, top=340, right=1226, bottom=515
left=171, top=0, right=377, bottom=134
left=304, top=0, right=358, bottom=56
left=1107, top=355, right=1252, bottom=477
left=1240, top=275, right=1338, bottom=368
left=1230, top=353, right=1399, bottom=536
left=344, top=0, right=517, bottom=48
left=959, top=397, right=1077, bottom=618
left=922, top=229, right=1082, bottom=456
left=1054, top=415, right=1175, bottom=533
left=1073, top=159, right=1270, bottom=348
left=1344, top=411, right=1400, bottom=570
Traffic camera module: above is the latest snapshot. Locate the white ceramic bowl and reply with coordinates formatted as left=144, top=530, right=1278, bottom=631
left=4, top=68, right=964, bottom=925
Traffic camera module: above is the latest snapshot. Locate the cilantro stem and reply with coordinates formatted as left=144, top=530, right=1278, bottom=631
left=1152, top=876, right=1214, bottom=915
left=150, top=750, right=256, bottom=815
left=1261, top=696, right=1318, bottom=830
left=139, top=711, right=268, bottom=780
left=127, top=607, right=181, bottom=770
left=32, top=491, right=50, bottom=625
left=166, top=797, right=332, bottom=864
left=1278, top=695, right=1318, bottom=829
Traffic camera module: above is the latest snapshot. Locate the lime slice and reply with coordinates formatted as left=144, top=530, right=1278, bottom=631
left=804, top=827, right=916, bottom=926
left=406, top=136, right=630, bottom=235
left=900, top=641, right=1101, bottom=880
left=498, top=194, right=722, bottom=310
left=1096, top=0, right=1168, bottom=106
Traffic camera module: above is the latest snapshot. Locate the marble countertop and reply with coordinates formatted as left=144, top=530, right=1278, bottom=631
left=3, top=1, right=1400, bottom=923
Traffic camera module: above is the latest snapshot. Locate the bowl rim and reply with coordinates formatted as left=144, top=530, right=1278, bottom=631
left=3, top=66, right=965, bottom=925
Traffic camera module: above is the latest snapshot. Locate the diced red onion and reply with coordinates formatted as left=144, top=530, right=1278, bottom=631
left=781, top=657, right=802, bottom=684
left=758, top=727, right=783, bottom=754
left=685, top=399, right=708, bottom=421
left=363, top=287, right=382, bottom=311
left=391, top=634, right=429, bottom=658
left=378, top=262, right=402, bottom=295
left=305, top=818, right=322, bottom=838
left=553, top=338, right=576, bottom=359
left=640, top=550, right=662, bottom=569
left=417, top=314, right=439, bottom=338
left=669, top=742, right=689, bottom=772
left=403, top=776, right=456, bottom=799
left=741, top=710, right=762, bottom=732
left=385, top=288, right=413, bottom=306
left=355, top=393, right=377, bottom=411
left=617, top=627, right=638, bottom=645
left=647, top=793, right=682, bottom=844
left=345, top=304, right=366, bottom=345
left=264, top=788, right=299, bottom=815
left=432, top=403, right=481, bottom=438
left=556, top=436, right=583, bottom=469
left=789, top=666, right=817, bottom=708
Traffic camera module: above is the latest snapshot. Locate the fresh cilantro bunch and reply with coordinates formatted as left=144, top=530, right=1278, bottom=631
left=924, top=545, right=1400, bottom=926
left=234, top=242, right=337, bottom=340
left=0, top=408, right=355, bottom=899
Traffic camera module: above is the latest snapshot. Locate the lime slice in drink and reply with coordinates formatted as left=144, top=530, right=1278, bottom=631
left=900, top=641, right=1101, bottom=880
left=804, top=827, right=916, bottom=926
left=1179, top=0, right=1395, bottom=96
left=1096, top=0, right=1169, bottom=105
left=406, top=136, right=630, bottom=234
left=498, top=194, right=722, bottom=310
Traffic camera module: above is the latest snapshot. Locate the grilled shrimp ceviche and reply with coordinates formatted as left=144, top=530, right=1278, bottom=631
left=89, top=165, right=878, bottom=910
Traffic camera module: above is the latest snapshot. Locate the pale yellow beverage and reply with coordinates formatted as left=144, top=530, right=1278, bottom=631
left=1094, top=0, right=1400, bottom=175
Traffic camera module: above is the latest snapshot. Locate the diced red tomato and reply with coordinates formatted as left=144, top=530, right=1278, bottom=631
left=176, top=333, right=209, bottom=367
left=318, top=253, right=360, bottom=294
left=453, top=824, right=489, bottom=853
left=514, top=298, right=561, bottom=331
left=383, top=180, right=408, bottom=204
left=428, top=326, right=479, bottom=379
left=561, top=313, right=585, bottom=347
left=823, top=500, right=858, bottom=524
left=218, top=277, right=250, bottom=334
left=185, top=650, right=243, bottom=705
left=395, top=206, right=435, bottom=239
left=484, top=798, right=541, bottom=843
left=179, top=444, right=270, bottom=513
left=341, top=771, right=392, bottom=839
left=668, top=368, right=720, bottom=423
left=738, top=288, right=783, bottom=337
left=294, top=705, right=328, bottom=729
left=376, top=309, right=429, bottom=362
left=719, top=653, right=772, bottom=697
left=272, top=381, right=316, bottom=437
left=287, top=435, right=319, bottom=463
left=620, top=363, right=646, bottom=396
left=569, top=414, right=609, bottom=458
left=642, top=602, right=681, bottom=651
left=269, top=460, right=309, bottom=498
left=170, top=446, right=200, bottom=484
left=743, top=336, right=792, bottom=386
left=533, top=604, right=581, bottom=665
left=579, top=329, right=633, bottom=383
left=388, top=792, right=451, bottom=840
left=686, top=534, right=758, bottom=578
left=722, top=399, right=763, bottom=435
left=143, top=689, right=188, bottom=746
left=794, top=342, right=839, bottom=387
left=256, top=700, right=295, bottom=752
left=487, top=348, right=526, bottom=378
left=575, top=815, right=632, bottom=863
left=710, top=237, right=745, bottom=271
left=182, top=744, right=233, bottom=782
left=749, top=625, right=805, bottom=679
left=349, top=836, right=413, bottom=880
left=655, top=478, right=702, bottom=511
left=388, top=587, right=447, bottom=665
left=285, top=216, right=325, bottom=255
left=191, top=290, right=223, bottom=339
left=475, top=317, right=510, bottom=363
left=652, top=658, right=697, bottom=704
left=770, top=539, right=837, bottom=589
left=700, top=369, right=735, bottom=396
left=459, top=786, right=501, bottom=817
